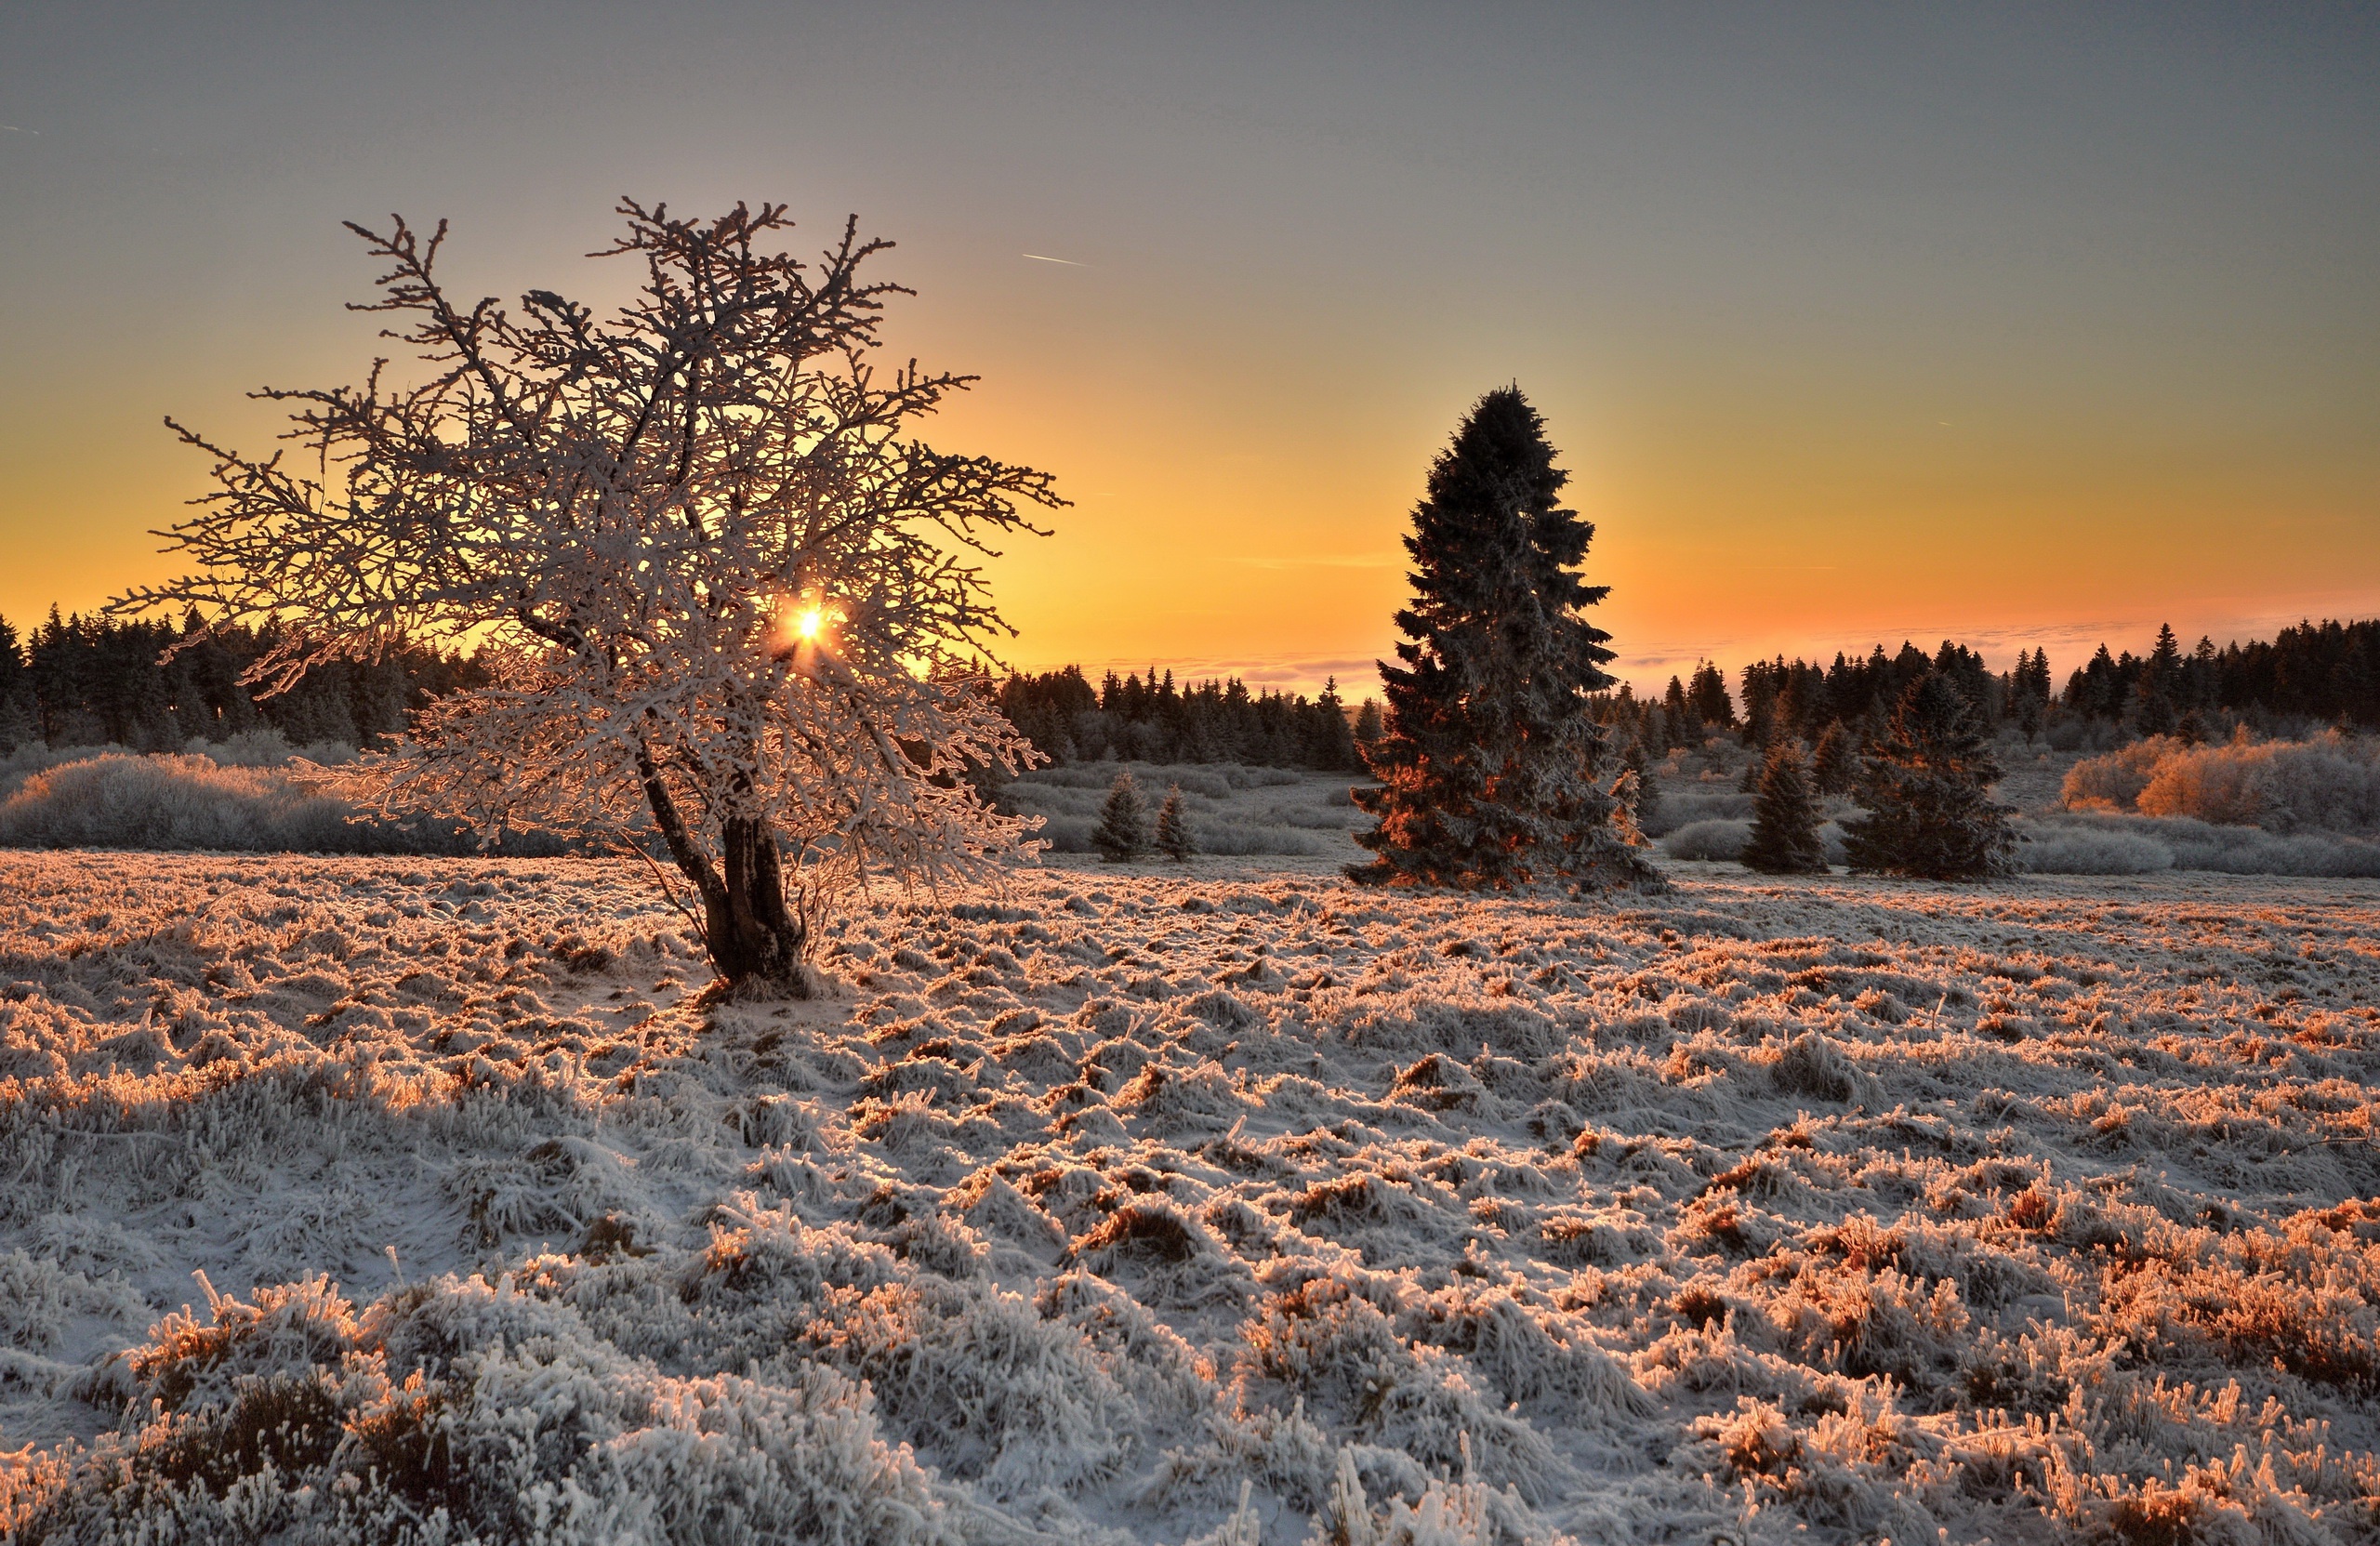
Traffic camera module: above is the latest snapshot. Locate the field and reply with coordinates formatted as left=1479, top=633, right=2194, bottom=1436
left=1, top=848, right=2377, bottom=1544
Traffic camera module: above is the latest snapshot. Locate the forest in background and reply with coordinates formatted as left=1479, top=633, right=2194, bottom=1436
left=1, top=605, right=2374, bottom=771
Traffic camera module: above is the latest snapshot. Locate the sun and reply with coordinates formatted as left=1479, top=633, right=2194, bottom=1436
left=793, top=606, right=824, bottom=642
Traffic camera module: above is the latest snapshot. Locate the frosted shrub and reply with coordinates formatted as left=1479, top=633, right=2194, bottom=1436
left=2016, top=813, right=2380, bottom=876
left=0, top=753, right=356, bottom=852
left=2059, top=736, right=2177, bottom=812
left=2016, top=821, right=2175, bottom=875
left=2136, top=732, right=2380, bottom=832
left=1662, top=818, right=1749, bottom=861
left=1641, top=787, right=1754, bottom=839
left=2063, top=731, right=2380, bottom=832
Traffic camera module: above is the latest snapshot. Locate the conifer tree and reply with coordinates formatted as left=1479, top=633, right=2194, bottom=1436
left=2134, top=623, right=2183, bottom=736
left=1810, top=719, right=1858, bottom=796
left=0, top=616, right=37, bottom=753
left=1349, top=387, right=1659, bottom=892
left=1155, top=785, right=1196, bottom=862
left=1841, top=674, right=2016, bottom=879
left=1623, top=736, right=1660, bottom=834
left=1352, top=698, right=1384, bottom=759
left=1094, top=769, right=1150, bottom=861
left=1742, top=739, right=1828, bottom=874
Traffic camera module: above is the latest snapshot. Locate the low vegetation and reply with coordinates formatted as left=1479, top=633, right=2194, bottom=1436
left=1, top=853, right=2374, bottom=1542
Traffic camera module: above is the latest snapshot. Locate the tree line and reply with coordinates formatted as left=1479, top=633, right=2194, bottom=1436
left=0, top=608, right=481, bottom=756
left=1591, top=619, right=2378, bottom=759
left=993, top=667, right=1365, bottom=772
left=7, top=600, right=2370, bottom=778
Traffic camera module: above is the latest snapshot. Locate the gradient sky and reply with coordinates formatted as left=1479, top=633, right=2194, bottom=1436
left=3, top=3, right=2373, bottom=696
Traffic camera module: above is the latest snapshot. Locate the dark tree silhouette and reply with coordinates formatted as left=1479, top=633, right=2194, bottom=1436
left=1810, top=720, right=1858, bottom=797
left=1094, top=769, right=1150, bottom=861
left=1742, top=739, right=1828, bottom=874
left=1349, top=387, right=1658, bottom=892
left=1841, top=675, right=2016, bottom=879
left=1352, top=698, right=1384, bottom=758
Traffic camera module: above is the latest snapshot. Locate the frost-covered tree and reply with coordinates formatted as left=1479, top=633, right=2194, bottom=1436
left=1841, top=674, right=2016, bottom=879
left=1623, top=736, right=1660, bottom=834
left=1155, top=785, right=1196, bottom=862
left=1094, top=769, right=1149, bottom=861
left=1742, top=739, right=1827, bottom=874
left=1349, top=387, right=1659, bottom=892
left=122, top=201, right=1063, bottom=990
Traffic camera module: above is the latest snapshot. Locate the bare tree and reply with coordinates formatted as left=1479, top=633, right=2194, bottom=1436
left=123, top=200, right=1064, bottom=990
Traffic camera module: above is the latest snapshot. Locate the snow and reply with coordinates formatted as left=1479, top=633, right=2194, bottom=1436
left=3, top=849, right=2377, bottom=1541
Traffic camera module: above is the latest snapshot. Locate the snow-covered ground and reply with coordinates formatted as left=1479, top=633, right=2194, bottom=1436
left=2, top=850, right=2376, bottom=1542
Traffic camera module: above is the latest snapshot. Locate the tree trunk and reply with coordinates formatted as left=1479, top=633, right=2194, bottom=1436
left=707, top=813, right=808, bottom=989
left=636, top=740, right=810, bottom=995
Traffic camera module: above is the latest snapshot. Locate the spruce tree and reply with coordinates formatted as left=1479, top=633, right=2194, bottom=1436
left=0, top=616, right=37, bottom=753
left=1352, top=698, right=1384, bottom=760
left=1810, top=719, right=1858, bottom=796
left=1742, top=739, right=1828, bottom=874
left=1349, top=387, right=1659, bottom=892
left=2134, top=622, right=2182, bottom=736
left=1624, top=736, right=1660, bottom=834
left=1155, top=786, right=1196, bottom=862
left=1093, top=768, right=1150, bottom=861
left=1841, top=674, right=2017, bottom=879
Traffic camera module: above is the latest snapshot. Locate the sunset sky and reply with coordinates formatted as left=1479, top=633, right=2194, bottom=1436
left=2, top=3, right=2373, bottom=697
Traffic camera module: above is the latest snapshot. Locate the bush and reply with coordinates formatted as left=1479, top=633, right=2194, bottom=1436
left=2015, top=821, right=2175, bottom=876
left=1662, top=819, right=1750, bottom=861
left=1641, top=789, right=1754, bottom=839
left=0, top=754, right=361, bottom=852
left=2063, top=732, right=2380, bottom=833
left=2016, top=813, right=2380, bottom=877
left=0, top=751, right=574, bottom=855
left=2059, top=736, right=2177, bottom=811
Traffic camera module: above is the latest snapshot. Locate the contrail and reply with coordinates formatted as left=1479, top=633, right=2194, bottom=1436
left=1, top=125, right=39, bottom=135
left=1022, top=253, right=1085, bottom=267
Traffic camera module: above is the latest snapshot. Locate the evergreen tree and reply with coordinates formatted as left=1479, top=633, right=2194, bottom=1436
left=1155, top=785, right=1196, bottom=862
left=0, top=615, right=37, bottom=752
left=1742, top=739, right=1828, bottom=874
left=1309, top=676, right=1361, bottom=770
left=1686, top=660, right=1734, bottom=728
left=1349, top=387, right=1659, bottom=892
left=2134, top=622, right=2183, bottom=736
left=1841, top=674, right=2016, bottom=879
left=1623, top=736, right=1660, bottom=834
left=1810, top=719, right=1858, bottom=796
left=1093, top=768, right=1150, bottom=861
left=1352, top=698, right=1384, bottom=760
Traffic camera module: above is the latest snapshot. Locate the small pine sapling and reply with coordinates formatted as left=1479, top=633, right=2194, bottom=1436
left=1155, top=786, right=1197, bottom=862
left=1742, top=739, right=1828, bottom=874
left=1841, top=674, right=2017, bottom=879
left=1094, top=769, right=1150, bottom=861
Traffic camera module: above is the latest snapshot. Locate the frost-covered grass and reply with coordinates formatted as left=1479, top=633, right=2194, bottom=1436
left=2, top=852, right=2378, bottom=1542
